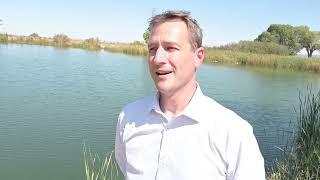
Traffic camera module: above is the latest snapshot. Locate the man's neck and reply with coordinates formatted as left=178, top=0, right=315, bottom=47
left=159, top=81, right=197, bottom=116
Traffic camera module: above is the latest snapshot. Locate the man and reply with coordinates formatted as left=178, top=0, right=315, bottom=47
left=115, top=10, right=265, bottom=180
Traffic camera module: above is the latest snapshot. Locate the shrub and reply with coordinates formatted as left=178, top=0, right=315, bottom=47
left=217, top=41, right=291, bottom=56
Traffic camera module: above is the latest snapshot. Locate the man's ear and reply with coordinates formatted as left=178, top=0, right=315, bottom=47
left=195, top=47, right=204, bottom=69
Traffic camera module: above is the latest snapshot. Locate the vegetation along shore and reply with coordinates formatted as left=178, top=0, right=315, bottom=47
left=1, top=24, right=320, bottom=73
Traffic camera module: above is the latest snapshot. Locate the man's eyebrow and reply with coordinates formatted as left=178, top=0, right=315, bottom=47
left=162, top=41, right=181, bottom=48
left=148, top=42, right=157, bottom=48
left=162, top=41, right=178, bottom=45
left=148, top=40, right=180, bottom=48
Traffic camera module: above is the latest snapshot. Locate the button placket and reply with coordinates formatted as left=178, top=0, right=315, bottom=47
left=155, top=122, right=171, bottom=179
left=158, top=124, right=169, bottom=164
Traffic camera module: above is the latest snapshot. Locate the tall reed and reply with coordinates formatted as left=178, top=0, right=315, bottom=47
left=83, top=145, right=124, bottom=180
left=103, top=43, right=148, bottom=56
left=205, top=49, right=320, bottom=72
left=268, top=87, right=320, bottom=179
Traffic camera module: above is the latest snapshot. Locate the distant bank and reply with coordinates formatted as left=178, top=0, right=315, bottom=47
left=1, top=33, right=320, bottom=73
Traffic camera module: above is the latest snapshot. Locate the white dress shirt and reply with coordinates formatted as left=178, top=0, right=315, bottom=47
left=115, top=85, right=265, bottom=180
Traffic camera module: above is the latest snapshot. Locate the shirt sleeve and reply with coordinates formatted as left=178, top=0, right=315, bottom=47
left=115, top=111, right=126, bottom=176
left=226, top=124, right=266, bottom=180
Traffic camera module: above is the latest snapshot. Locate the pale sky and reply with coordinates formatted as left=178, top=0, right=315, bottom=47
left=0, top=0, right=319, bottom=46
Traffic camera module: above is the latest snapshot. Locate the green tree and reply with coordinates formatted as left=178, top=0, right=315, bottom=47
left=27, top=33, right=41, bottom=43
left=295, top=26, right=320, bottom=57
left=53, top=34, right=70, bottom=47
left=29, top=33, right=40, bottom=38
left=0, top=33, right=8, bottom=43
left=219, top=40, right=291, bottom=55
left=142, top=8, right=155, bottom=45
left=143, top=29, right=150, bottom=44
left=256, top=24, right=320, bottom=57
left=81, top=37, right=100, bottom=50
left=0, top=19, right=8, bottom=43
left=255, top=24, right=302, bottom=55
left=255, top=31, right=278, bottom=43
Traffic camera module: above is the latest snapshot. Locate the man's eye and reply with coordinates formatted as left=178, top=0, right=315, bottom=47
left=149, top=47, right=156, bottom=52
left=148, top=48, right=154, bottom=54
left=167, top=47, right=178, bottom=51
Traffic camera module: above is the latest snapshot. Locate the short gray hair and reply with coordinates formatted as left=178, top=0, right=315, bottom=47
left=148, top=10, right=203, bottom=50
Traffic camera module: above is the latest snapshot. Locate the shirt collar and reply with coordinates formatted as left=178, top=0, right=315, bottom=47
left=149, top=91, right=162, bottom=114
left=149, top=83, right=206, bottom=122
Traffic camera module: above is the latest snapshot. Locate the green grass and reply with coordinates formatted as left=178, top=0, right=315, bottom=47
left=103, top=43, right=148, bottom=56
left=83, top=145, right=124, bottom=180
left=205, top=49, right=320, bottom=73
left=268, top=87, right=320, bottom=180
left=216, top=41, right=292, bottom=56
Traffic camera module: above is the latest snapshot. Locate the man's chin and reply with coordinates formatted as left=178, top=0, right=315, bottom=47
left=155, top=82, right=172, bottom=94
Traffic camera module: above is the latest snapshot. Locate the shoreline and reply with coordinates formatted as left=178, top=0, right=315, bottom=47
left=1, top=33, right=320, bottom=73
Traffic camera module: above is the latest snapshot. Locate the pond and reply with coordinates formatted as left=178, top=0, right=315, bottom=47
left=0, top=44, right=319, bottom=179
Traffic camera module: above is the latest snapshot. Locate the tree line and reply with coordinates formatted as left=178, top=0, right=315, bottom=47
left=256, top=24, right=320, bottom=57
left=144, top=24, right=320, bottom=58
left=0, top=32, right=102, bottom=50
left=1, top=18, right=319, bottom=58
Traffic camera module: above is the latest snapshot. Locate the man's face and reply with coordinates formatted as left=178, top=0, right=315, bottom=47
left=148, top=20, right=203, bottom=96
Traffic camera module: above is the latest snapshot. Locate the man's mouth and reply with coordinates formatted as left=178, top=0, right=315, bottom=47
left=156, top=71, right=173, bottom=76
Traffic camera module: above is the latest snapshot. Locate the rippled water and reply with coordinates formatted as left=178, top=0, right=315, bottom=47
left=1, top=44, right=319, bottom=179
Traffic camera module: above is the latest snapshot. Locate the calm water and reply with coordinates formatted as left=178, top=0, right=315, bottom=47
left=1, top=44, right=320, bottom=179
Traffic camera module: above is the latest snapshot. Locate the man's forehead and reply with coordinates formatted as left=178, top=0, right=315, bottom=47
left=150, top=22, right=188, bottom=40
left=152, top=20, right=187, bottom=32
left=150, top=33, right=175, bottom=41
left=148, top=33, right=182, bottom=47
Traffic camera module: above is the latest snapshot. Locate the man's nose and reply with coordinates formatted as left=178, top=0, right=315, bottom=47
left=154, top=47, right=167, bottom=64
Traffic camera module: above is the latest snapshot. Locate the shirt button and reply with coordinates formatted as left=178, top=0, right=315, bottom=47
left=159, top=155, right=167, bottom=165
left=159, top=155, right=164, bottom=161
